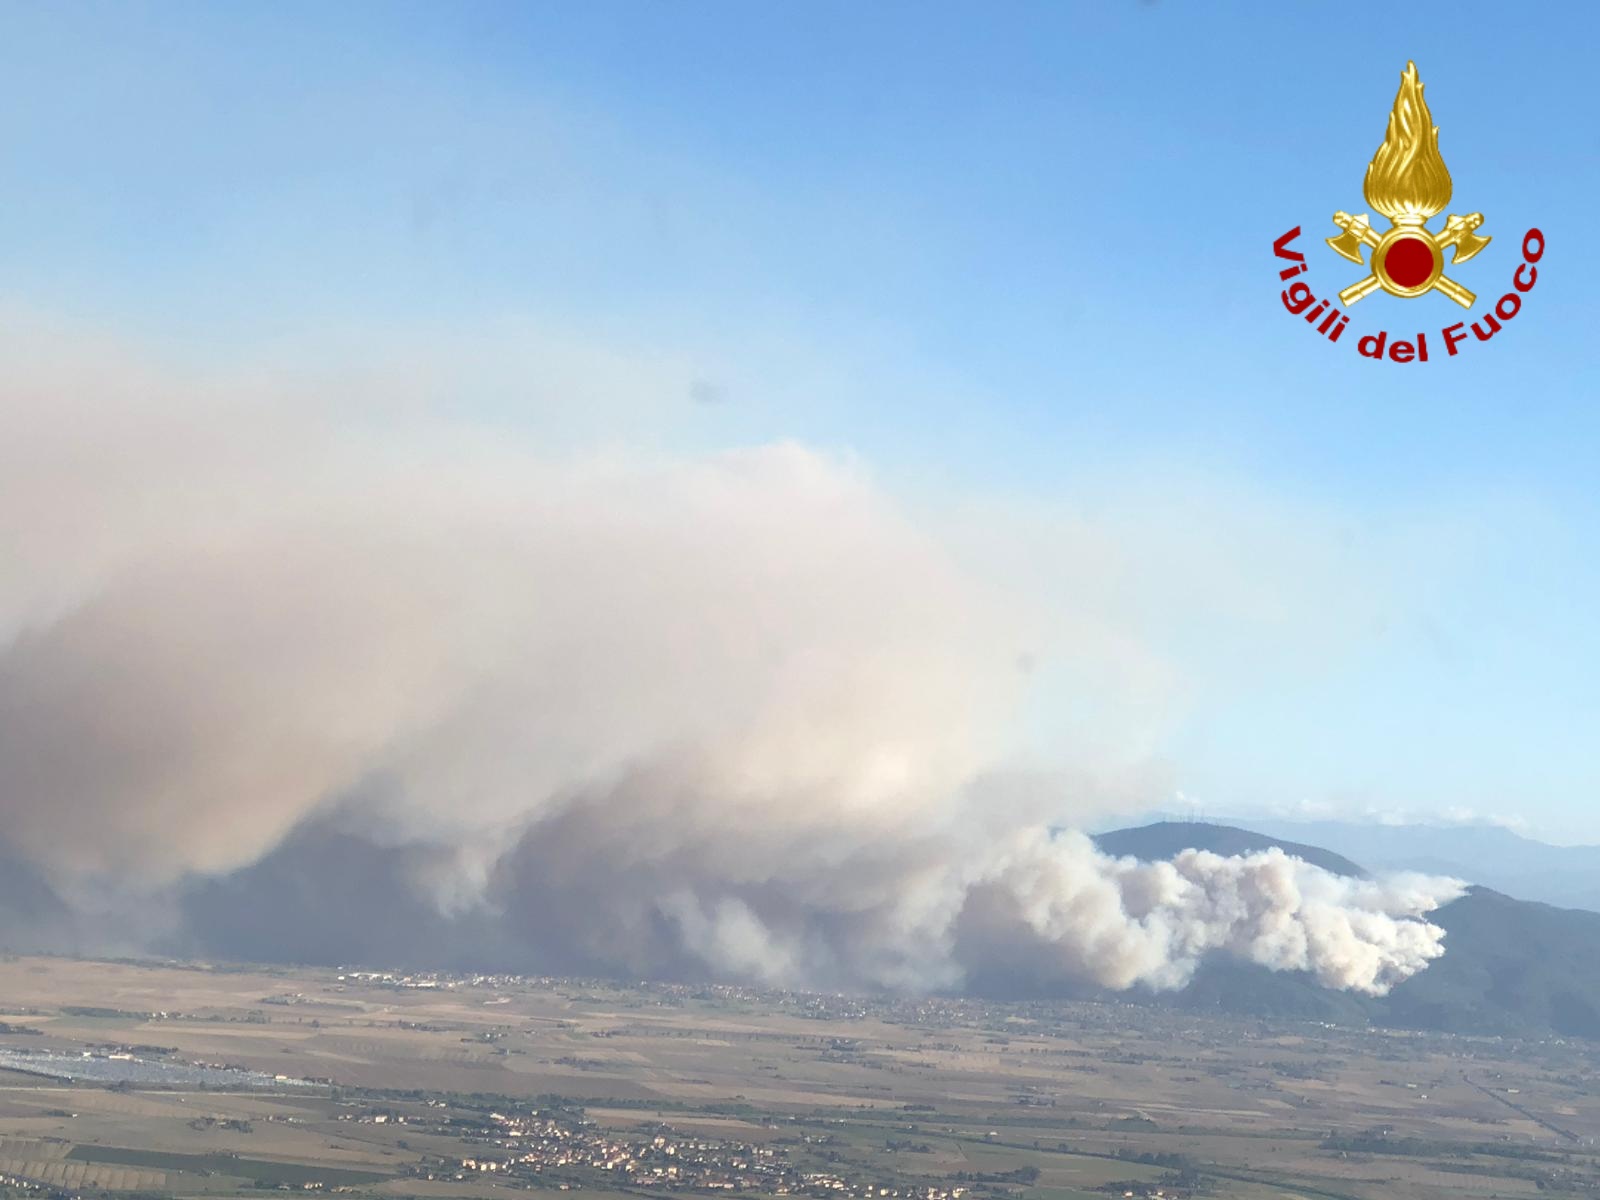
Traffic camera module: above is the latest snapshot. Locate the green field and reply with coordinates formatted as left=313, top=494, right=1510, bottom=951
left=68, top=1144, right=390, bottom=1186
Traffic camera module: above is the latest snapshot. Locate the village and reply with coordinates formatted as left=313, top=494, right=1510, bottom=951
left=403, top=1106, right=970, bottom=1199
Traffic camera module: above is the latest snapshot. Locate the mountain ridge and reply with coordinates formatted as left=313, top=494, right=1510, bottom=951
left=1226, top=817, right=1600, bottom=911
left=1094, top=820, right=1368, bottom=879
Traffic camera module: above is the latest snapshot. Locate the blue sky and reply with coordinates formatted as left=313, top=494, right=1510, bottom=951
left=3, top=1, right=1599, bottom=838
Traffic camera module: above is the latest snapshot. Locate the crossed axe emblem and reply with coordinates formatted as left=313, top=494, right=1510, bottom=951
left=1326, top=211, right=1491, bottom=308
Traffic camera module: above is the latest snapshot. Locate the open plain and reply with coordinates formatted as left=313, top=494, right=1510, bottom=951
left=1, top=956, right=1599, bottom=1200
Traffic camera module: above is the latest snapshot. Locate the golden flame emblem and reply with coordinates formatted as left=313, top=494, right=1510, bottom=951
left=1325, top=62, right=1490, bottom=308
left=1364, top=62, right=1452, bottom=223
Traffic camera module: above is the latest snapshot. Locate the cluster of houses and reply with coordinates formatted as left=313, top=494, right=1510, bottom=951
left=410, top=1109, right=967, bottom=1199
left=0, top=1169, right=73, bottom=1200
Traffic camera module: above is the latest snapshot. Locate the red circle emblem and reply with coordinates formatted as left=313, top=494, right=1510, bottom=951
left=1382, top=236, right=1437, bottom=289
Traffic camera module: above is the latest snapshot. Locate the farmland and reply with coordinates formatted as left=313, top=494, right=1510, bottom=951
left=2, top=956, right=1599, bottom=1200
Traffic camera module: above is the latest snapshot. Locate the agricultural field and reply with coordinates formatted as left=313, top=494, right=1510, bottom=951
left=2, top=955, right=1599, bottom=1200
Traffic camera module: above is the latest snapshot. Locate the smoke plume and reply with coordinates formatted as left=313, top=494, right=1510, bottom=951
left=0, top=321, right=1463, bottom=994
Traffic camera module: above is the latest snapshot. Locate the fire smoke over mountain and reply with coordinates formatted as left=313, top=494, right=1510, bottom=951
left=0, top=324, right=1464, bottom=995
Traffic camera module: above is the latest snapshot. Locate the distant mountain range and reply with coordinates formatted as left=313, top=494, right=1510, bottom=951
left=1094, top=821, right=1367, bottom=880
left=1095, top=821, right=1600, bottom=1039
left=7, top=817, right=1599, bottom=1039
left=1225, top=817, right=1600, bottom=913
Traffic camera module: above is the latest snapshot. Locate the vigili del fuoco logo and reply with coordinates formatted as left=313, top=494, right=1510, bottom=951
left=1273, top=61, right=1543, bottom=363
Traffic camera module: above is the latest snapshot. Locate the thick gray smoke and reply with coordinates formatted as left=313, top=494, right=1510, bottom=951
left=0, top=323, right=1463, bottom=994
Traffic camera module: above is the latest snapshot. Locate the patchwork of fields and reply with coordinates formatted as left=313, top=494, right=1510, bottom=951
left=1, top=957, right=1598, bottom=1200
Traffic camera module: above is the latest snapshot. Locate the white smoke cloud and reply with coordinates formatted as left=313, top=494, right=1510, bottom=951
left=960, top=833, right=1460, bottom=994
left=477, top=800, right=1462, bottom=996
left=0, top=316, right=1463, bottom=993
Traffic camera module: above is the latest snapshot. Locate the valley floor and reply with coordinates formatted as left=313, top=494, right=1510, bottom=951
left=1, top=956, right=1597, bottom=1200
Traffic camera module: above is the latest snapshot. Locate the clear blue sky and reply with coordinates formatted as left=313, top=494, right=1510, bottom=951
left=3, top=1, right=1598, bottom=837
